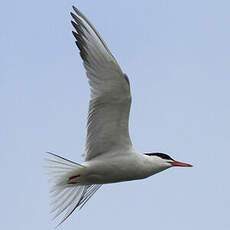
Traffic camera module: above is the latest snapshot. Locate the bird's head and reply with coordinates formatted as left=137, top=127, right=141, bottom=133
left=145, top=152, right=193, bottom=169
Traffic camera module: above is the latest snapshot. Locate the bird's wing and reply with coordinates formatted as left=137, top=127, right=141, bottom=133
left=71, top=6, right=132, bottom=161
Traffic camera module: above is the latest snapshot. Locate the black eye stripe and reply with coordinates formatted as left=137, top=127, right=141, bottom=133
left=145, top=152, right=174, bottom=160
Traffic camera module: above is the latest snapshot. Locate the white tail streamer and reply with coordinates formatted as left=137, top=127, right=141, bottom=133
left=45, top=152, right=101, bottom=227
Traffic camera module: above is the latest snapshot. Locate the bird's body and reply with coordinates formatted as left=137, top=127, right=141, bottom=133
left=75, top=151, right=169, bottom=184
left=46, top=6, right=192, bottom=226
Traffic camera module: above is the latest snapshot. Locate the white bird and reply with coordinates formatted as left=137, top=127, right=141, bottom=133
left=46, top=6, right=192, bottom=226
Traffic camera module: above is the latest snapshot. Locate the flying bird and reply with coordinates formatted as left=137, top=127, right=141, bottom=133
left=46, top=6, right=192, bottom=226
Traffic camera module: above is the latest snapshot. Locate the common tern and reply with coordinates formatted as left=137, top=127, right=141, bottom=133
left=46, top=6, right=192, bottom=226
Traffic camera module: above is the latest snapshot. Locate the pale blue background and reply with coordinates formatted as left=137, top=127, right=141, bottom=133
left=1, top=1, right=230, bottom=229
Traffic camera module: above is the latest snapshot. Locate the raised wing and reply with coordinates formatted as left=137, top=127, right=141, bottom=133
left=71, top=6, right=132, bottom=161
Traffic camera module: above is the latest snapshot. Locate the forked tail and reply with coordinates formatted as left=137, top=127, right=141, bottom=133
left=45, top=152, right=101, bottom=227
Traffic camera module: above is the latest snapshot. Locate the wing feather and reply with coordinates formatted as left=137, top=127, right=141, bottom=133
left=71, top=6, right=132, bottom=160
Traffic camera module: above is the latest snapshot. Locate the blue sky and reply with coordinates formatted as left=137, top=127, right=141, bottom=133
left=1, top=0, right=230, bottom=229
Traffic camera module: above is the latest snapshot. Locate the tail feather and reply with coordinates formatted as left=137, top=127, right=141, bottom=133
left=45, top=152, right=101, bottom=227
left=78, top=184, right=101, bottom=210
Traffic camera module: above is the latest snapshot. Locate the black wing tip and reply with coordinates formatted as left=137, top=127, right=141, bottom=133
left=72, top=5, right=77, bottom=12
left=72, top=30, right=77, bottom=36
left=70, top=11, right=75, bottom=17
left=71, top=20, right=77, bottom=28
left=71, top=5, right=81, bottom=17
left=70, top=5, right=78, bottom=18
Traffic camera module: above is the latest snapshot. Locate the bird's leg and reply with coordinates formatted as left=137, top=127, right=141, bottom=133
left=68, top=175, right=80, bottom=184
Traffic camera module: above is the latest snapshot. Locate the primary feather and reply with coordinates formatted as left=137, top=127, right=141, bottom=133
left=71, top=6, right=133, bottom=161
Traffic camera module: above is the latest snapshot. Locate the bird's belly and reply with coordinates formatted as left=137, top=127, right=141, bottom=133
left=86, top=170, right=144, bottom=184
left=82, top=156, right=151, bottom=184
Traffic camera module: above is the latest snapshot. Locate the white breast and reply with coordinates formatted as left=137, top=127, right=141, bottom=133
left=81, top=152, right=166, bottom=184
